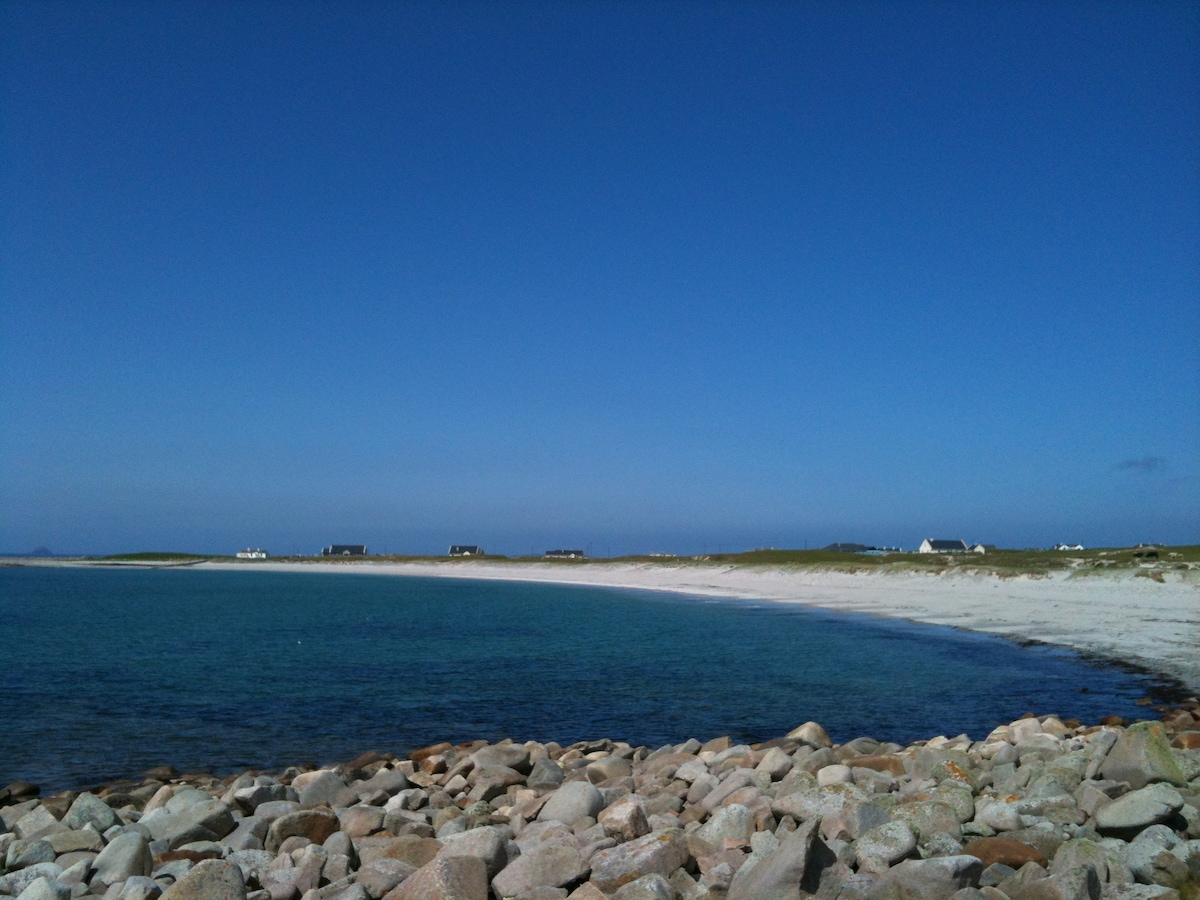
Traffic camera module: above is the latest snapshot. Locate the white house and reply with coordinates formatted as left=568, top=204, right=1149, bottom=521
left=1053, top=543, right=1085, bottom=551
left=236, top=549, right=268, bottom=559
left=918, top=539, right=969, bottom=554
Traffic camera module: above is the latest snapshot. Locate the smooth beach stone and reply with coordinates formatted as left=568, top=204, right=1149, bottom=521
left=52, top=850, right=98, bottom=873
left=13, top=807, right=63, bottom=841
left=586, top=758, right=633, bottom=785
left=337, top=805, right=385, bottom=838
left=527, top=759, right=566, bottom=791
left=113, top=876, right=164, bottom=900
left=589, top=828, right=687, bottom=894
left=1006, top=865, right=1101, bottom=900
left=787, top=722, right=833, bottom=750
left=538, top=782, right=603, bottom=826
left=0, top=864, right=63, bottom=898
left=975, top=798, right=1023, bottom=832
left=1095, top=784, right=1185, bottom=833
left=294, top=771, right=347, bottom=810
left=597, top=796, right=650, bottom=843
left=892, top=800, right=963, bottom=844
left=226, top=849, right=276, bottom=886
left=725, top=817, right=819, bottom=900
left=701, top=769, right=758, bottom=811
left=159, top=859, right=247, bottom=900
left=491, top=835, right=585, bottom=897
left=6, top=837, right=56, bottom=870
left=1049, top=838, right=1109, bottom=881
left=13, top=877, right=70, bottom=900
left=1098, top=723, right=1188, bottom=790
left=865, top=855, right=984, bottom=900
left=467, top=766, right=525, bottom=803
left=754, top=746, right=795, bottom=781
left=610, top=872, right=673, bottom=900
left=142, top=800, right=236, bottom=849
left=222, top=816, right=268, bottom=851
left=61, top=792, right=120, bottom=834
left=93, top=832, right=153, bottom=887
left=252, top=801, right=300, bottom=823
left=232, top=784, right=292, bottom=814
left=855, top=821, right=918, bottom=869
left=162, top=789, right=211, bottom=814
left=47, top=828, right=104, bottom=853
left=842, top=800, right=892, bottom=840
left=266, top=809, right=340, bottom=855
left=436, top=825, right=510, bottom=879
left=671, top=759, right=709, bottom=786
left=471, top=744, right=532, bottom=775
left=390, top=854, right=488, bottom=900
left=693, top=804, right=753, bottom=847
left=355, top=858, right=416, bottom=897
left=1124, top=841, right=1190, bottom=888
left=378, top=836, right=443, bottom=869
left=54, top=857, right=92, bottom=889
left=817, top=765, right=853, bottom=787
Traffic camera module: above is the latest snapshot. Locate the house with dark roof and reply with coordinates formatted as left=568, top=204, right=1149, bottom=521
left=918, top=539, right=969, bottom=554
left=323, top=545, right=367, bottom=556
left=448, top=545, right=484, bottom=557
left=544, top=549, right=585, bottom=559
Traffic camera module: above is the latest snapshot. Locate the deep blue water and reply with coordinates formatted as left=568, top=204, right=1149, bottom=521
left=0, top=566, right=1166, bottom=791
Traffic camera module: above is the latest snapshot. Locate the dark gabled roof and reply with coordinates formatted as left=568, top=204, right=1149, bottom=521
left=325, top=544, right=367, bottom=555
left=925, top=539, right=968, bottom=551
left=448, top=545, right=483, bottom=555
left=544, top=549, right=585, bottom=557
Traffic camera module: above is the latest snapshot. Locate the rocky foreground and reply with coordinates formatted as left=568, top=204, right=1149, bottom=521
left=3, top=708, right=1200, bottom=900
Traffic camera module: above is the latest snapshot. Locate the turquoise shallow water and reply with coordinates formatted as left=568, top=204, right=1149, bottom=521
left=0, top=566, right=1167, bottom=791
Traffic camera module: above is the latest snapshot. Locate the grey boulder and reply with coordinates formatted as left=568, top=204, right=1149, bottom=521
left=159, top=859, right=247, bottom=900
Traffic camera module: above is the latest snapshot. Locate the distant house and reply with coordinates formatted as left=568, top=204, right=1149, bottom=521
left=236, top=549, right=268, bottom=559
left=323, top=545, right=367, bottom=557
left=1053, top=543, right=1084, bottom=551
left=448, top=545, right=484, bottom=557
left=824, top=543, right=871, bottom=553
left=918, top=539, right=969, bottom=554
left=544, top=549, right=585, bottom=559
left=969, top=544, right=997, bottom=554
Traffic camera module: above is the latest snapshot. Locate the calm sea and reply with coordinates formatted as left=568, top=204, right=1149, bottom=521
left=0, top=566, right=1166, bottom=792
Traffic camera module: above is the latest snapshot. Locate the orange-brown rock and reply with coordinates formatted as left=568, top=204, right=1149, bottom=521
left=963, top=837, right=1047, bottom=869
left=1171, top=732, right=1200, bottom=750
left=408, top=742, right=452, bottom=764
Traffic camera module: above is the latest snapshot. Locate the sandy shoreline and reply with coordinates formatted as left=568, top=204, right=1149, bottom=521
left=187, top=559, right=1200, bottom=697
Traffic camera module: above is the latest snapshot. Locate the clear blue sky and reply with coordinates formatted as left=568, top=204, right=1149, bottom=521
left=2, top=1, right=1197, bottom=556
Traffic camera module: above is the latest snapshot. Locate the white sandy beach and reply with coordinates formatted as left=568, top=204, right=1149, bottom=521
left=198, top=559, right=1200, bottom=697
